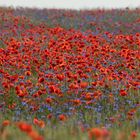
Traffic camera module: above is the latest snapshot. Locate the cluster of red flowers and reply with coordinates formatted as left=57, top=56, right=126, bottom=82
left=1, top=120, right=44, bottom=140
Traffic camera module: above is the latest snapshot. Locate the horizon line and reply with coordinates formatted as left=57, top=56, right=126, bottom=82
left=0, top=5, right=140, bottom=10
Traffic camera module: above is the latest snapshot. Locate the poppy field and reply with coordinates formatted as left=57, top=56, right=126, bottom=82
left=0, top=7, right=140, bottom=140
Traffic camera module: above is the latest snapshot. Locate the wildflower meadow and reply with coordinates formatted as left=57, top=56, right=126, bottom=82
left=0, top=7, right=140, bottom=140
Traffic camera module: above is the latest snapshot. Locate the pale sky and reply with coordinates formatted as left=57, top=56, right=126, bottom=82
left=0, top=0, right=140, bottom=9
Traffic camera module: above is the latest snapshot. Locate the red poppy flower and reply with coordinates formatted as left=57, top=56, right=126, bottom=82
left=2, top=120, right=11, bottom=127
left=58, top=114, right=66, bottom=121
left=120, top=89, right=127, bottom=96
left=38, top=77, right=45, bottom=83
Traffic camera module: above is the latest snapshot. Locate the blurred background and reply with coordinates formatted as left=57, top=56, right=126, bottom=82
left=0, top=0, right=140, bottom=9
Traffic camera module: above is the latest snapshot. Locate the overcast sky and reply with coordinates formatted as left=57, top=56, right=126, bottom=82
left=0, top=0, right=140, bottom=9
